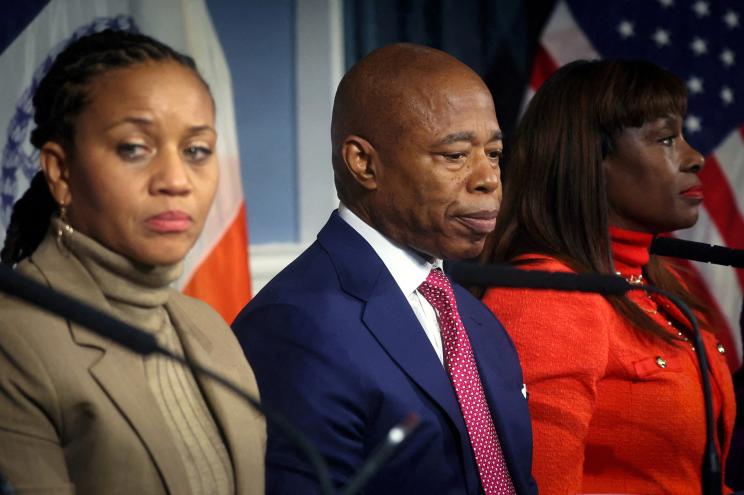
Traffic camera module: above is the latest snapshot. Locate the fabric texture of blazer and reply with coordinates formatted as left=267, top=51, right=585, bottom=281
left=482, top=253, right=735, bottom=494
left=233, top=211, right=537, bottom=494
left=0, top=233, right=265, bottom=494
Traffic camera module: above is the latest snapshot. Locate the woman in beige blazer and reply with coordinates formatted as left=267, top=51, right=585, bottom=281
left=0, top=29, right=264, bottom=494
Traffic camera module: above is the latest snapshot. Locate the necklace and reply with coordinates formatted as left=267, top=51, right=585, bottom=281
left=616, top=271, right=695, bottom=351
left=619, top=272, right=644, bottom=285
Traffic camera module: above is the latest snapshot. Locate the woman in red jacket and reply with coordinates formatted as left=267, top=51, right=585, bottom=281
left=479, top=59, right=735, bottom=494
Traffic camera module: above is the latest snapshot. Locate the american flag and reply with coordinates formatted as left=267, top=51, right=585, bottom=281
left=530, top=0, right=744, bottom=369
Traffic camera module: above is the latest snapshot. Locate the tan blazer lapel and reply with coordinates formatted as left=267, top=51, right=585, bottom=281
left=167, top=295, right=265, bottom=495
left=28, top=237, right=192, bottom=494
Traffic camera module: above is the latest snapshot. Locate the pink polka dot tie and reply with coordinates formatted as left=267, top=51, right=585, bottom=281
left=418, top=268, right=516, bottom=495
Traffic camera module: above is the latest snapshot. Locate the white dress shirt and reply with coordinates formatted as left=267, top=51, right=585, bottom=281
left=338, top=203, right=445, bottom=365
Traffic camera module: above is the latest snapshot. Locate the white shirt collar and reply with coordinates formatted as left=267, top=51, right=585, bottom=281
left=338, top=203, right=442, bottom=296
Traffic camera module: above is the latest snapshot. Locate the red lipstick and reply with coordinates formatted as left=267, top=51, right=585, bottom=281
left=146, top=210, right=193, bottom=233
left=681, top=185, right=704, bottom=200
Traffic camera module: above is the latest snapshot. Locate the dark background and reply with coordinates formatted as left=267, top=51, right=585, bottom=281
left=343, top=0, right=559, bottom=146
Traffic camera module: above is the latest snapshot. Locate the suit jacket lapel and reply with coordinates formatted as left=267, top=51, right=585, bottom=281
left=462, top=292, right=531, bottom=490
left=28, top=236, right=191, bottom=494
left=362, top=272, right=466, bottom=428
left=318, top=213, right=472, bottom=456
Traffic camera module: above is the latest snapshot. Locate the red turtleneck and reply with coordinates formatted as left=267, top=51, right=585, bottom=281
left=482, top=232, right=735, bottom=494
left=609, top=226, right=692, bottom=333
left=609, top=225, right=652, bottom=278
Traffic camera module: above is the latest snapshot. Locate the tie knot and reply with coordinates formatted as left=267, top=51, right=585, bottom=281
left=424, top=267, right=447, bottom=285
left=418, top=268, right=456, bottom=312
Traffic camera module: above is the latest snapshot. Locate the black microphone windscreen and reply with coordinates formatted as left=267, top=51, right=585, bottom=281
left=650, top=237, right=744, bottom=268
left=447, top=262, right=630, bottom=295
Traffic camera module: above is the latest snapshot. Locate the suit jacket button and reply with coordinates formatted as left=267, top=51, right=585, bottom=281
left=655, top=356, right=667, bottom=368
left=717, top=343, right=726, bottom=355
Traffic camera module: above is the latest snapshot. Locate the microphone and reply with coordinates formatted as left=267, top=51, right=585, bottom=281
left=339, top=414, right=420, bottom=495
left=651, top=237, right=744, bottom=268
left=447, top=261, right=721, bottom=495
left=0, top=263, right=419, bottom=495
left=447, top=261, right=630, bottom=295
left=0, top=263, right=335, bottom=495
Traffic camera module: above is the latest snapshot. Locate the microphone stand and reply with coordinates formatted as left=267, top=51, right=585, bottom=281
left=0, top=263, right=419, bottom=495
left=339, top=414, right=420, bottom=495
left=0, top=263, right=335, bottom=495
left=448, top=261, right=721, bottom=495
left=640, top=284, right=720, bottom=495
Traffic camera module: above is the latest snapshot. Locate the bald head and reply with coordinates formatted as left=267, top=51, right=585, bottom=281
left=331, top=44, right=489, bottom=199
left=332, top=43, right=502, bottom=260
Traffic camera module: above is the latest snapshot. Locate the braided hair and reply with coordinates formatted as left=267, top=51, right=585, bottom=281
left=1, top=29, right=210, bottom=265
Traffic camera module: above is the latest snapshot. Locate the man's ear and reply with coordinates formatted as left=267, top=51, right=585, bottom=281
left=39, top=141, right=72, bottom=206
left=341, top=135, right=379, bottom=191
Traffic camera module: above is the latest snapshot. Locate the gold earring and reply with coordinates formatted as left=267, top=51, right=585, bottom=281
left=56, top=203, right=74, bottom=251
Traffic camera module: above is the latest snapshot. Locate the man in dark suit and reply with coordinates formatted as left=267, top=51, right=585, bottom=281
left=233, top=43, right=537, bottom=495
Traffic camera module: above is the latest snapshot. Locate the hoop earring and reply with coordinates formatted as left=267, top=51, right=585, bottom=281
left=56, top=204, right=74, bottom=251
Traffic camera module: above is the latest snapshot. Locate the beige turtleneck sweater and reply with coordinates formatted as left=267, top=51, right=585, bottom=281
left=57, top=218, right=235, bottom=495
